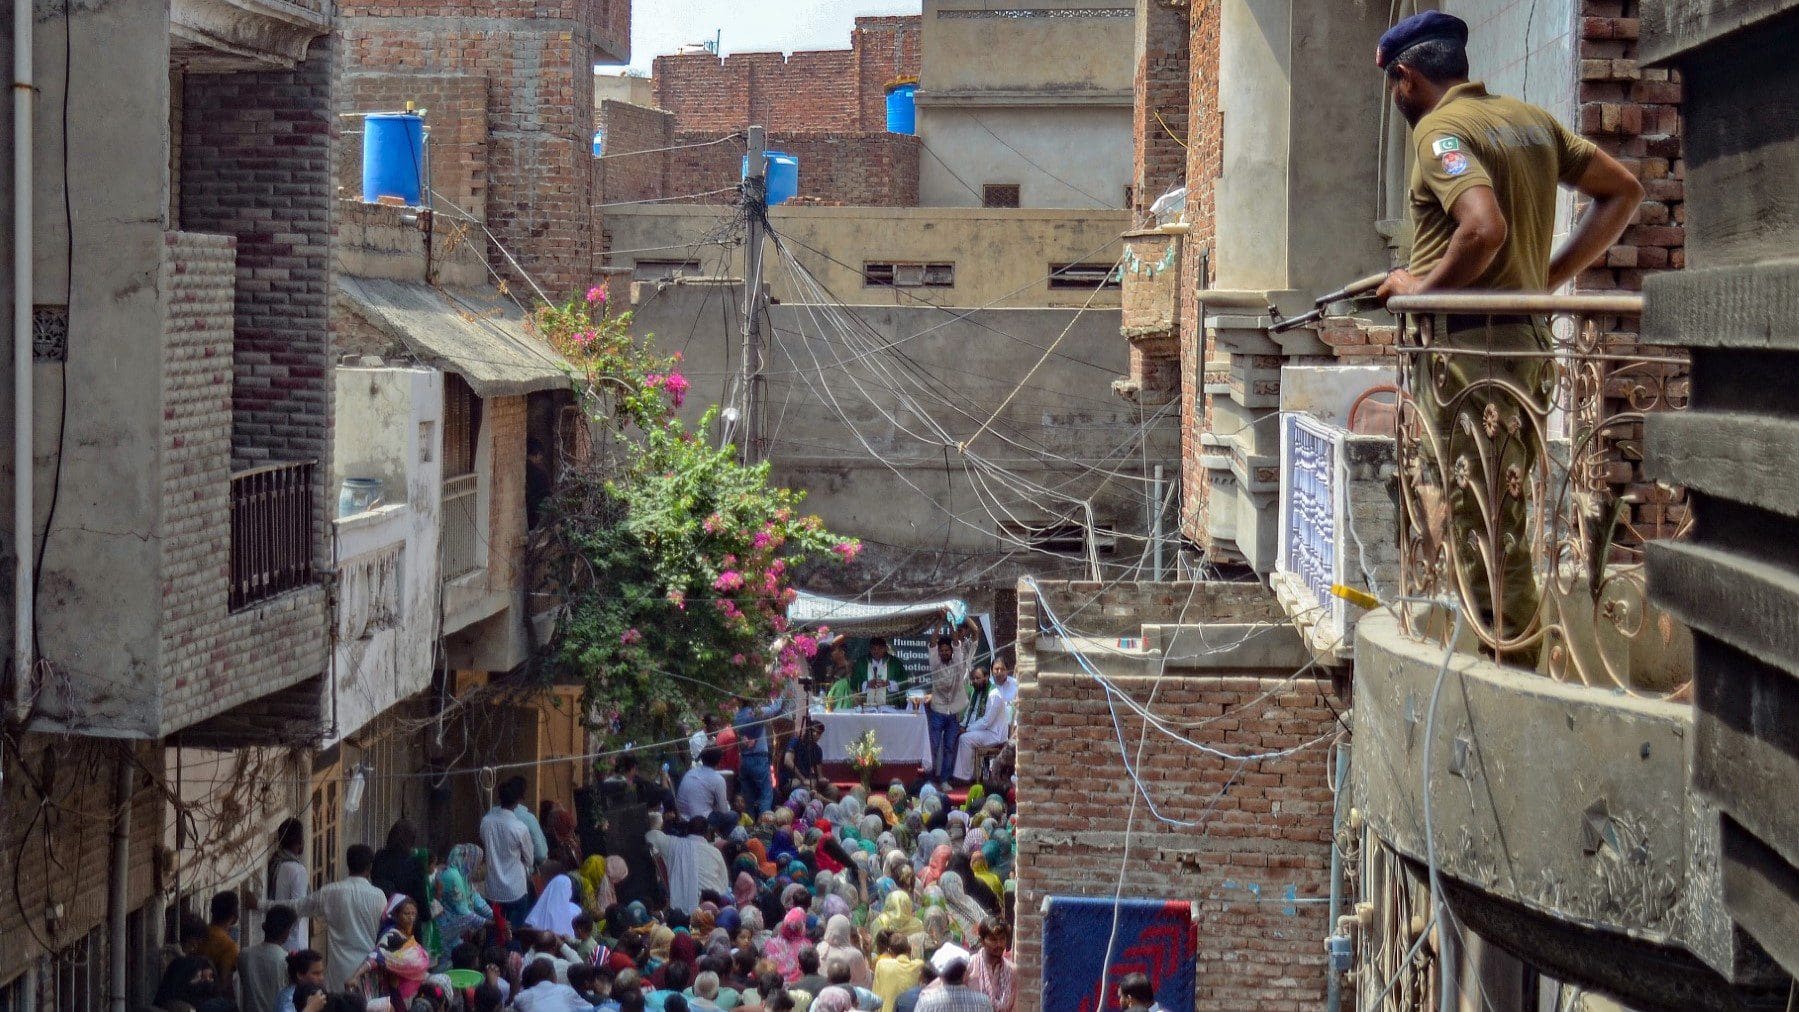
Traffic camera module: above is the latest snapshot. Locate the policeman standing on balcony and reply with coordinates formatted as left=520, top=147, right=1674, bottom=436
left=1373, top=11, right=1642, bottom=655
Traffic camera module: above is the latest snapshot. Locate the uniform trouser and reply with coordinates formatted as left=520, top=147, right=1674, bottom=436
left=1425, top=315, right=1554, bottom=656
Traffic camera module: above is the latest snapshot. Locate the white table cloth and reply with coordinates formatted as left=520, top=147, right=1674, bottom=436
left=811, top=709, right=932, bottom=764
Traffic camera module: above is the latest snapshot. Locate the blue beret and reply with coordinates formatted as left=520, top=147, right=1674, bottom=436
left=1376, top=11, right=1469, bottom=69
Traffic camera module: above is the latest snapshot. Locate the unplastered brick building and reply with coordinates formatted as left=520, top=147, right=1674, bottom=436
left=339, top=0, right=631, bottom=299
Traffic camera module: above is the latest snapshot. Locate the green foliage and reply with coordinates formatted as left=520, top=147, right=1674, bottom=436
left=534, top=289, right=859, bottom=749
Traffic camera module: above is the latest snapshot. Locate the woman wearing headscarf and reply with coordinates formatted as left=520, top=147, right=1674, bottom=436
left=370, top=823, right=434, bottom=925
left=524, top=873, right=584, bottom=938
left=435, top=843, right=494, bottom=947
left=869, top=892, right=923, bottom=944
left=949, top=854, right=999, bottom=916
left=544, top=804, right=582, bottom=874
left=981, top=835, right=1012, bottom=880
left=921, top=905, right=957, bottom=950
left=732, top=871, right=759, bottom=909
left=937, top=872, right=984, bottom=940
left=692, top=905, right=719, bottom=939
left=969, top=854, right=1004, bottom=906
left=740, top=905, right=769, bottom=949
left=350, top=896, right=432, bottom=1006
left=870, top=933, right=923, bottom=1012
left=644, top=924, right=677, bottom=976
left=809, top=987, right=855, bottom=1012
left=154, top=957, right=226, bottom=1012
left=763, top=907, right=810, bottom=983
left=816, top=915, right=871, bottom=987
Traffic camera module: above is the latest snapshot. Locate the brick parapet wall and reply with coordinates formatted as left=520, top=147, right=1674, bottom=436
left=1013, top=669, right=1341, bottom=1011
left=666, top=131, right=920, bottom=207
left=159, top=231, right=329, bottom=732
left=652, top=16, right=921, bottom=137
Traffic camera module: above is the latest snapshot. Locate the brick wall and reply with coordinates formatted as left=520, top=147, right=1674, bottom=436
left=159, top=232, right=329, bottom=732
left=598, top=99, right=674, bottom=204
left=1013, top=668, right=1340, bottom=1011
left=0, top=739, right=161, bottom=983
left=484, top=395, right=528, bottom=593
left=1179, top=3, right=1223, bottom=542
left=179, top=38, right=336, bottom=486
left=1575, top=1, right=1688, bottom=540
left=652, top=16, right=921, bottom=137
left=1133, top=2, right=1191, bottom=221
left=339, top=72, right=489, bottom=219
left=339, top=11, right=600, bottom=299
left=667, top=131, right=921, bottom=207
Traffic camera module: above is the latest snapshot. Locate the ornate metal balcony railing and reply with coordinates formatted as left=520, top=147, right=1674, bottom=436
left=1386, top=292, right=1691, bottom=695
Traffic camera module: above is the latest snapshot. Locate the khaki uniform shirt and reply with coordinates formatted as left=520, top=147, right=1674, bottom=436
left=1408, top=81, right=1598, bottom=291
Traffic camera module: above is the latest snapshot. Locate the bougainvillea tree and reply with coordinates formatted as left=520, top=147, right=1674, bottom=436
left=531, top=288, right=860, bottom=749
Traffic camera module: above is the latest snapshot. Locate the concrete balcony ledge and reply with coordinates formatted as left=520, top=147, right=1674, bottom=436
left=333, top=503, right=410, bottom=558
left=1352, top=610, right=1763, bottom=1004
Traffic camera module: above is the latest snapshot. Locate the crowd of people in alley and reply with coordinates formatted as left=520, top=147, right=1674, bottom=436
left=151, top=627, right=1026, bottom=1012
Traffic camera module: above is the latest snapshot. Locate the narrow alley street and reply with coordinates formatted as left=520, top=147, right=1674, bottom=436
left=2, top=2, right=1797, bottom=1012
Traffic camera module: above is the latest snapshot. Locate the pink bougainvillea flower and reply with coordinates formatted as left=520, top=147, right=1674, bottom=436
left=713, top=570, right=745, bottom=592
left=793, top=633, right=818, bottom=658
left=665, top=372, right=690, bottom=408
left=831, top=541, right=863, bottom=562
left=587, top=286, right=607, bottom=304
left=752, top=531, right=772, bottom=550
left=702, top=514, right=723, bottom=534
left=620, top=627, right=642, bottom=645
left=645, top=373, right=665, bottom=389
left=731, top=653, right=746, bottom=665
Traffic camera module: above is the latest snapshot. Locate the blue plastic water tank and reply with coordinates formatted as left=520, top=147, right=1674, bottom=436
left=363, top=113, right=426, bottom=204
left=885, top=83, right=918, bottom=135
left=743, top=151, right=800, bottom=206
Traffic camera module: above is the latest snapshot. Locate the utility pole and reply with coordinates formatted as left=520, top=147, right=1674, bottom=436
left=739, top=125, right=768, bottom=464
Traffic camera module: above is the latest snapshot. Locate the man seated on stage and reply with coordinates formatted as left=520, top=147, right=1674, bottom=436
left=854, top=638, right=901, bottom=709
left=953, top=665, right=1009, bottom=786
left=779, top=719, right=828, bottom=795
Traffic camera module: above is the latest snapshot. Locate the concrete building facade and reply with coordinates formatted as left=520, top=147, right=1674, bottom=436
left=917, top=0, right=1136, bottom=210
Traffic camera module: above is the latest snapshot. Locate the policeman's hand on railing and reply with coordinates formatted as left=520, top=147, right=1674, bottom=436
left=1376, top=268, right=1427, bottom=304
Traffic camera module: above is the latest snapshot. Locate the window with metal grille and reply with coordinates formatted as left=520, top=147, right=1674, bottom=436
left=982, top=184, right=1021, bottom=208
left=1048, top=262, right=1123, bottom=290
left=443, top=374, right=482, bottom=478
left=631, top=259, right=703, bottom=282
left=864, top=262, right=955, bottom=288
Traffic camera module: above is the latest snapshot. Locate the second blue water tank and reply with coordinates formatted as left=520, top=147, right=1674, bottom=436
left=885, top=83, right=918, bottom=135
left=743, top=151, right=799, bottom=205
left=363, top=113, right=426, bottom=205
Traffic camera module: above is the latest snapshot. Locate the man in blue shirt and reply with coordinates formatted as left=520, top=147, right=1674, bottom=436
left=734, top=693, right=787, bottom=816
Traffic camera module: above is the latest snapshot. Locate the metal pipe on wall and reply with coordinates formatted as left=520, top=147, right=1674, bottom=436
left=12, top=0, right=35, bottom=722
left=109, top=753, right=132, bottom=1012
